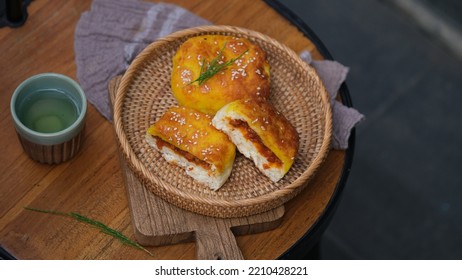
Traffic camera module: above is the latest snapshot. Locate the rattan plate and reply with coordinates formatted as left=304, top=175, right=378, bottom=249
left=114, top=25, right=332, bottom=218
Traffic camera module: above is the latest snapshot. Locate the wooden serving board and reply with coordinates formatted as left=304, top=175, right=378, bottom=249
left=109, top=76, right=285, bottom=260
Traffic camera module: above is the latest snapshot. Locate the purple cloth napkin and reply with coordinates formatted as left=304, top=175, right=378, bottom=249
left=300, top=51, right=364, bottom=149
left=74, top=0, right=209, bottom=119
left=74, top=0, right=364, bottom=149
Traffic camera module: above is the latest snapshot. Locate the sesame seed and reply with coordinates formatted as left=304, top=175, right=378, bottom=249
left=177, top=118, right=186, bottom=125
left=202, top=84, right=210, bottom=93
left=180, top=69, right=192, bottom=84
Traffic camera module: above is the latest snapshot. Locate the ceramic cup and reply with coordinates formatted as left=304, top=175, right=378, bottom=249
left=10, top=73, right=87, bottom=164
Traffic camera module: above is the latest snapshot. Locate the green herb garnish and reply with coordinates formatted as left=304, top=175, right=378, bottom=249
left=24, top=206, right=153, bottom=257
left=188, top=42, right=248, bottom=85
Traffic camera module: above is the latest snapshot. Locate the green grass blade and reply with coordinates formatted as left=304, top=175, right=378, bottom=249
left=188, top=42, right=248, bottom=86
left=24, top=207, right=153, bottom=257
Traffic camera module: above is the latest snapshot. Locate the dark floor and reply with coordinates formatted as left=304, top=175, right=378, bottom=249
left=282, top=0, right=462, bottom=259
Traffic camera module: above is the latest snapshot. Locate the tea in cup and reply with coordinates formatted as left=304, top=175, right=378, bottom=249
left=10, top=73, right=87, bottom=164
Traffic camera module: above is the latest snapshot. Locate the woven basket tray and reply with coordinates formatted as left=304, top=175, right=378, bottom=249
left=113, top=25, right=332, bottom=218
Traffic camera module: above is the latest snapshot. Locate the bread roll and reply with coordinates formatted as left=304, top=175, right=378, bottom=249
left=146, top=106, right=236, bottom=190
left=212, top=98, right=299, bottom=182
left=171, top=35, right=270, bottom=115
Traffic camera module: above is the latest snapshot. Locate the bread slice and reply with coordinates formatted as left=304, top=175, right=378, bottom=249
left=146, top=106, right=236, bottom=190
left=212, top=98, right=299, bottom=182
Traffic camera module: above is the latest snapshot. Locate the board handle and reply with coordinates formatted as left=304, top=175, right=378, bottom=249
left=195, top=219, right=244, bottom=260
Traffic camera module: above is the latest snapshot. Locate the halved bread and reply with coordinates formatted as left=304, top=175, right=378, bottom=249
left=212, top=98, right=299, bottom=182
left=146, top=106, right=236, bottom=190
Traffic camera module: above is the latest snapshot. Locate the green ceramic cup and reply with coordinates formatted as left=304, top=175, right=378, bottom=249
left=10, top=73, right=87, bottom=164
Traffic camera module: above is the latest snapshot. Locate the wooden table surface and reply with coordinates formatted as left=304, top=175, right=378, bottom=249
left=0, top=0, right=352, bottom=259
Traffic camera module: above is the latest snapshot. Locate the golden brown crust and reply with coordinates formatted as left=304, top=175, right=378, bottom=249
left=171, top=35, right=270, bottom=115
left=147, top=106, right=236, bottom=173
left=215, top=98, right=299, bottom=173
